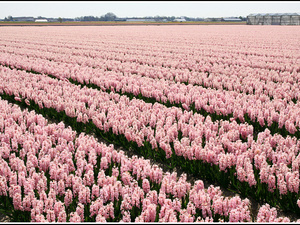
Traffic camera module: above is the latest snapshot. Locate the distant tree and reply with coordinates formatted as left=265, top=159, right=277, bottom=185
left=86, top=16, right=99, bottom=21
left=195, top=17, right=203, bottom=21
left=7, top=15, right=13, bottom=21
left=102, top=12, right=117, bottom=21
left=154, top=15, right=161, bottom=22
left=75, top=16, right=99, bottom=21
left=184, top=16, right=194, bottom=21
left=239, top=16, right=246, bottom=21
left=168, top=16, right=175, bottom=21
left=58, top=17, right=63, bottom=23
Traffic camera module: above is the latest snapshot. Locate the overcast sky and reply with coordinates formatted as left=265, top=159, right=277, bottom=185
left=1, top=1, right=299, bottom=19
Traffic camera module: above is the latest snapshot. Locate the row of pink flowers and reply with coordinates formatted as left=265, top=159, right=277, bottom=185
left=0, top=26, right=298, bottom=102
left=0, top=96, right=285, bottom=222
left=0, top=25, right=298, bottom=74
left=1, top=65, right=300, bottom=202
left=0, top=40, right=299, bottom=104
left=0, top=25, right=300, bottom=221
left=0, top=52, right=300, bottom=136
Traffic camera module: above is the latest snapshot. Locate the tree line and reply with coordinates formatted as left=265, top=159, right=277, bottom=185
left=3, top=12, right=247, bottom=22
left=75, top=13, right=208, bottom=22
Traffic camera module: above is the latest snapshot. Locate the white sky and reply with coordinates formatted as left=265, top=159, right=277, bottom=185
left=0, top=1, right=299, bottom=19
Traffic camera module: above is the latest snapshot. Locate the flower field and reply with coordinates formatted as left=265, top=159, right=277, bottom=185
left=0, top=25, right=300, bottom=222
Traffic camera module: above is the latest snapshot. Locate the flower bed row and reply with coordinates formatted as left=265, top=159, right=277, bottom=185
left=0, top=25, right=299, bottom=75
left=1, top=65, right=300, bottom=214
left=0, top=38, right=299, bottom=103
left=1, top=96, right=294, bottom=222
left=1, top=52, right=300, bottom=139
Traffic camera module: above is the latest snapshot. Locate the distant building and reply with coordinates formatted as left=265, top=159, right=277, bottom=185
left=126, top=18, right=155, bottom=22
left=47, top=18, right=59, bottom=22
left=62, top=18, right=75, bottom=22
left=222, top=17, right=242, bottom=22
left=115, top=18, right=126, bottom=22
left=13, top=17, right=35, bottom=22
left=173, top=18, right=186, bottom=22
left=204, top=18, right=222, bottom=22
left=35, top=19, right=48, bottom=22
left=247, top=13, right=300, bottom=25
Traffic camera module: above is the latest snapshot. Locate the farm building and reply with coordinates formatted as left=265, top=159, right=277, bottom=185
left=126, top=18, right=155, bottom=22
left=222, top=17, right=242, bottom=22
left=204, top=18, right=222, bottom=22
left=247, top=13, right=300, bottom=25
left=173, top=18, right=186, bottom=22
left=12, top=17, right=35, bottom=22
left=35, top=19, right=48, bottom=22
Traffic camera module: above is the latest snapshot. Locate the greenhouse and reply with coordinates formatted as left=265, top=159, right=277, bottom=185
left=247, top=13, right=300, bottom=25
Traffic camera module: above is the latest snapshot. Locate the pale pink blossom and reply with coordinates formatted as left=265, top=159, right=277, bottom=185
left=142, top=178, right=150, bottom=194
left=69, top=212, right=81, bottom=222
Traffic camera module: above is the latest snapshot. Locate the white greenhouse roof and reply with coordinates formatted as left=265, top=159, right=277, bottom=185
left=248, top=13, right=300, bottom=17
